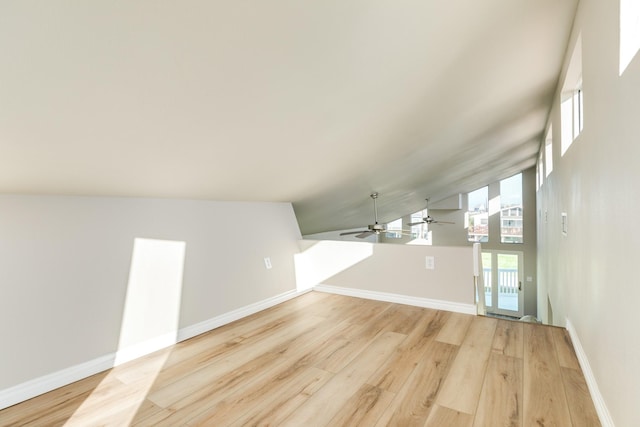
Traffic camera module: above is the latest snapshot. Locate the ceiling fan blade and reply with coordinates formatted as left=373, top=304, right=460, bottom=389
left=407, top=221, right=425, bottom=226
left=381, top=229, right=414, bottom=237
left=432, top=220, right=455, bottom=224
left=339, top=230, right=369, bottom=236
left=356, top=231, right=374, bottom=238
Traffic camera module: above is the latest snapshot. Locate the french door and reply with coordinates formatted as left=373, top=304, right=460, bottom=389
left=481, top=250, right=523, bottom=318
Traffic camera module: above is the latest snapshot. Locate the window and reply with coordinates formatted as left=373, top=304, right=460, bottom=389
left=544, top=126, right=553, bottom=177
left=386, top=218, right=403, bottom=238
left=561, top=86, right=583, bottom=155
left=619, top=0, right=640, bottom=75
left=500, top=173, right=523, bottom=243
left=410, top=209, right=428, bottom=239
left=561, top=35, right=583, bottom=156
left=537, top=151, right=544, bottom=191
left=409, top=209, right=432, bottom=245
left=467, top=187, right=488, bottom=243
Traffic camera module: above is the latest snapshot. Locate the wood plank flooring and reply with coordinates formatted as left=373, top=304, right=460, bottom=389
left=0, top=292, right=601, bottom=426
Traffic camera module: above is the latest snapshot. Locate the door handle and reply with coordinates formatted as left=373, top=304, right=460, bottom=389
left=518, top=281, right=522, bottom=291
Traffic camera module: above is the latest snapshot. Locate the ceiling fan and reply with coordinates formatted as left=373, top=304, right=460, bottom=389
left=340, top=192, right=410, bottom=239
left=408, top=198, right=455, bottom=226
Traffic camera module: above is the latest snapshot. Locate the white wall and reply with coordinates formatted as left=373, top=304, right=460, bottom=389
left=536, top=0, right=640, bottom=425
left=0, top=195, right=301, bottom=392
left=298, top=240, right=475, bottom=311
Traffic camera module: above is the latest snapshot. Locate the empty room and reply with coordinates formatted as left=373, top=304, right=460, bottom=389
left=1, top=0, right=638, bottom=426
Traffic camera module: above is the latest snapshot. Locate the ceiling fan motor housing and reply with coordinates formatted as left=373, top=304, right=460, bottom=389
left=368, top=223, right=386, bottom=233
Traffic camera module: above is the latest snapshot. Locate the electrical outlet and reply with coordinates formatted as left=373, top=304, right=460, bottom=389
left=425, top=256, right=435, bottom=270
left=264, top=257, right=272, bottom=269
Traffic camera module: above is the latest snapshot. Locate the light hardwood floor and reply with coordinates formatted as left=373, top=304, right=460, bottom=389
left=0, top=292, right=600, bottom=426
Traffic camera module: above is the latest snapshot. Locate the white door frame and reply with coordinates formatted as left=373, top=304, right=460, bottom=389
left=483, top=250, right=524, bottom=318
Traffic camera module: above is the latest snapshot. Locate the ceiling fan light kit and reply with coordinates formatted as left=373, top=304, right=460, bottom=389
left=339, top=193, right=387, bottom=238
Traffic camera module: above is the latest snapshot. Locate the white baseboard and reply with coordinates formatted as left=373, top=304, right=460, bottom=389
left=0, top=288, right=307, bottom=411
left=565, top=318, right=614, bottom=427
left=0, top=353, right=116, bottom=411
left=114, top=332, right=179, bottom=366
left=313, top=284, right=477, bottom=315
left=177, top=288, right=305, bottom=342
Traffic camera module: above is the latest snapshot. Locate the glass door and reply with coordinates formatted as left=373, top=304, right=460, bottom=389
left=482, top=251, right=523, bottom=318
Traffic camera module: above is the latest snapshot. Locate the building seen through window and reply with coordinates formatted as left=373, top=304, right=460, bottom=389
left=467, top=187, right=489, bottom=242
left=500, top=173, right=523, bottom=243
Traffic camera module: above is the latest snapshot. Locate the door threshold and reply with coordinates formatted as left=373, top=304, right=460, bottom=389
left=484, top=312, right=520, bottom=321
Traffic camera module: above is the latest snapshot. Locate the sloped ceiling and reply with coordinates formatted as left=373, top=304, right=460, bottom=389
left=0, top=0, right=577, bottom=235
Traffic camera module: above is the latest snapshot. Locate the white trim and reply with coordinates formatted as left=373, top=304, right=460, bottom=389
left=114, top=332, right=179, bottom=366
left=0, top=288, right=306, bottom=411
left=565, top=318, right=614, bottom=427
left=313, top=284, right=477, bottom=315
left=0, top=353, right=116, bottom=411
left=177, top=288, right=305, bottom=342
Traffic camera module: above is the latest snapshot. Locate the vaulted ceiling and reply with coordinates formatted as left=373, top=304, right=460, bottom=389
left=0, top=0, right=578, bottom=235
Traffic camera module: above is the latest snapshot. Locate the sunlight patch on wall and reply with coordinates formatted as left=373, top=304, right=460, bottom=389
left=116, top=238, right=186, bottom=365
left=489, top=196, right=501, bottom=216
left=620, top=0, right=640, bottom=76
left=294, top=240, right=373, bottom=291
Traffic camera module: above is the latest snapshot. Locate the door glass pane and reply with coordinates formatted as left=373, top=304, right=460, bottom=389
left=482, top=252, right=492, bottom=308
left=497, top=254, right=519, bottom=311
